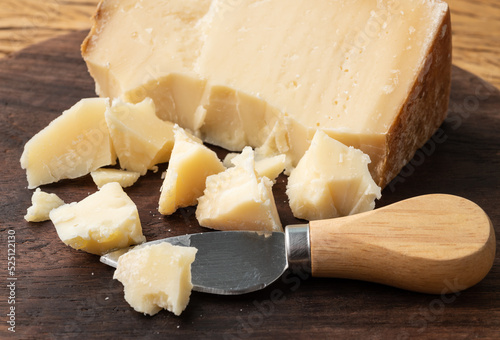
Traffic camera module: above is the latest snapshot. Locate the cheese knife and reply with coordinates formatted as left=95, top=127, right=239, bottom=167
left=100, top=194, right=495, bottom=294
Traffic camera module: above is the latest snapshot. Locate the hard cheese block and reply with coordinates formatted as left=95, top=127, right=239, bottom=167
left=105, top=98, right=176, bottom=175
left=196, top=147, right=282, bottom=232
left=49, top=182, right=145, bottom=255
left=24, top=189, right=65, bottom=222
left=287, top=131, right=381, bottom=221
left=158, top=126, right=225, bottom=215
left=20, top=98, right=116, bottom=188
left=82, top=0, right=452, bottom=187
left=113, top=242, right=197, bottom=316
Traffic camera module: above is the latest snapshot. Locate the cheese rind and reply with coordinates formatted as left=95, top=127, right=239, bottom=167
left=20, top=98, right=116, bottom=188
left=24, top=188, right=65, bottom=222
left=105, top=98, right=176, bottom=175
left=82, top=0, right=452, bottom=188
left=158, top=126, right=225, bottom=215
left=49, top=182, right=145, bottom=255
left=90, top=168, right=140, bottom=188
left=196, top=147, right=282, bottom=232
left=286, top=131, right=381, bottom=221
left=113, top=242, right=197, bottom=316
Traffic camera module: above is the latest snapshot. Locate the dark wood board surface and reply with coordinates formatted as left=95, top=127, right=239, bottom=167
left=0, top=31, right=499, bottom=339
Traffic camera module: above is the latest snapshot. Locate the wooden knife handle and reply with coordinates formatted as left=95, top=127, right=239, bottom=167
left=308, top=194, right=496, bottom=294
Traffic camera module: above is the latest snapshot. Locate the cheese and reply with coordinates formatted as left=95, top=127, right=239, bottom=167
left=20, top=98, right=116, bottom=188
left=90, top=168, right=140, bottom=188
left=158, top=126, right=225, bottom=215
left=287, top=131, right=381, bottom=221
left=196, top=147, right=282, bottom=232
left=105, top=98, right=176, bottom=175
left=49, top=182, right=145, bottom=255
left=113, top=242, right=197, bottom=316
left=224, top=152, right=286, bottom=182
left=82, top=0, right=452, bottom=188
left=24, top=188, right=65, bottom=222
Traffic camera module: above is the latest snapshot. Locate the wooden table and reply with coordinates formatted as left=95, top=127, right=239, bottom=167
left=1, top=1, right=499, bottom=339
left=1, top=0, right=499, bottom=89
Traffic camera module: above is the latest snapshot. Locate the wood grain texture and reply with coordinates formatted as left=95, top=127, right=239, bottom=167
left=0, top=31, right=499, bottom=338
left=310, top=194, right=495, bottom=294
left=0, top=0, right=499, bottom=89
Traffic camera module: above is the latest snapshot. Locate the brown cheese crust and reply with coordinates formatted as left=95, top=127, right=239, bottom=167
left=380, top=8, right=452, bottom=188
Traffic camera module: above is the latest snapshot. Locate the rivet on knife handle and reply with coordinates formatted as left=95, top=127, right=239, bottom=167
left=306, top=194, right=496, bottom=294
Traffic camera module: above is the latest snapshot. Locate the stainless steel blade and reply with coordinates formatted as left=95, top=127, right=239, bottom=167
left=101, top=231, right=288, bottom=295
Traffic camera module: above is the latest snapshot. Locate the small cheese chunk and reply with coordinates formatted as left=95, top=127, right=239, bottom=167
left=90, top=168, right=140, bottom=188
left=49, top=182, right=145, bottom=255
left=24, top=188, right=65, bottom=222
left=224, top=152, right=286, bottom=182
left=105, top=98, right=177, bottom=175
left=20, top=98, right=116, bottom=188
left=158, top=126, right=225, bottom=215
left=197, top=147, right=282, bottom=232
left=113, top=242, right=197, bottom=316
left=287, top=131, right=381, bottom=221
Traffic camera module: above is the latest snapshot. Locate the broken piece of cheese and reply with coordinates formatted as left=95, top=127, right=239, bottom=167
left=20, top=98, right=116, bottom=188
left=24, top=188, right=65, bottom=222
left=158, top=126, right=225, bottom=215
left=287, top=131, right=381, bottom=221
left=90, top=168, right=140, bottom=188
left=113, top=242, right=197, bottom=316
left=82, top=0, right=452, bottom=188
left=49, top=182, right=145, bottom=255
left=224, top=152, right=287, bottom=182
left=196, top=147, right=282, bottom=232
left=105, top=98, right=176, bottom=175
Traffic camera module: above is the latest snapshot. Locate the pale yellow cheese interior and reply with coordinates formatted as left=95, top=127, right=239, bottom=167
left=158, top=126, right=225, bottom=215
left=90, top=168, right=140, bottom=188
left=49, top=182, right=145, bottom=255
left=287, top=130, right=381, bottom=221
left=113, top=242, right=197, bottom=316
left=105, top=98, right=176, bottom=175
left=24, top=188, right=65, bottom=222
left=196, top=147, right=282, bottom=232
left=224, top=152, right=286, bottom=183
left=20, top=98, right=116, bottom=188
left=82, top=0, right=451, bottom=186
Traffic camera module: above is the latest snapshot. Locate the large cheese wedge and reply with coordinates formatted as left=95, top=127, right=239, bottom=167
left=113, top=242, right=197, bottom=316
left=105, top=98, right=176, bottom=175
left=287, top=131, right=381, bottom=221
left=158, top=126, right=225, bottom=215
left=20, top=98, right=116, bottom=188
left=24, top=189, right=65, bottom=222
left=196, top=147, right=282, bottom=232
left=49, top=182, right=145, bottom=255
left=82, top=0, right=452, bottom=188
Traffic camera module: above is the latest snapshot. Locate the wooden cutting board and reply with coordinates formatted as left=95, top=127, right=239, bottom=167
left=1, top=31, right=499, bottom=338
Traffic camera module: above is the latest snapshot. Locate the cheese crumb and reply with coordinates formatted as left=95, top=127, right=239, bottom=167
left=24, top=188, right=65, bottom=222
left=90, top=168, right=141, bottom=188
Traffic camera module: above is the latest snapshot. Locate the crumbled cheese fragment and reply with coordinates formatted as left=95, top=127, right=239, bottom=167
left=113, top=242, right=197, bottom=316
left=49, top=182, right=145, bottom=255
left=24, top=188, right=65, bottom=222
